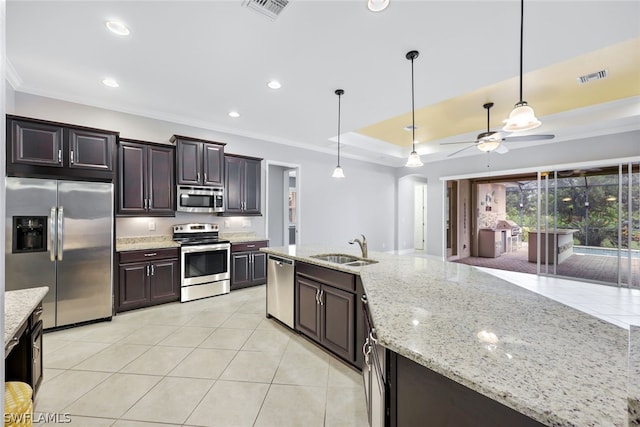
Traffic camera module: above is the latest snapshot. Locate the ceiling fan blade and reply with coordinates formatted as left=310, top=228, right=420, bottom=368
left=439, top=140, right=478, bottom=145
left=494, top=144, right=509, bottom=154
left=447, top=144, right=476, bottom=157
left=503, top=134, right=555, bottom=142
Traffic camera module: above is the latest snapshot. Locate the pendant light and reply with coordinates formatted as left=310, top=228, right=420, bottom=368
left=503, top=0, right=541, bottom=132
left=367, top=0, right=389, bottom=12
left=405, top=50, right=423, bottom=168
left=332, top=89, right=345, bottom=178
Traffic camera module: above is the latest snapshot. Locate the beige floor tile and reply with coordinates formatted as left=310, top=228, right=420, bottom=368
left=185, top=310, right=233, bottom=327
left=241, top=328, right=291, bottom=354
left=236, top=299, right=266, bottom=314
left=121, top=376, right=213, bottom=424
left=168, top=348, right=237, bottom=379
left=157, top=326, right=215, bottom=347
left=254, top=384, right=326, bottom=427
left=34, top=370, right=111, bottom=412
left=328, top=358, right=363, bottom=388
left=219, top=351, right=282, bottom=383
left=42, top=336, right=73, bottom=354
left=112, top=421, right=180, bottom=427
left=272, top=345, right=330, bottom=387
left=64, top=373, right=162, bottom=418
left=198, top=328, right=253, bottom=350
left=199, top=298, right=245, bottom=313
left=44, top=341, right=111, bottom=369
left=64, top=321, right=138, bottom=343
left=120, top=346, right=192, bottom=375
left=186, top=380, right=269, bottom=427
left=73, top=343, right=151, bottom=372
left=324, top=386, right=369, bottom=427
left=219, top=312, right=264, bottom=329
left=111, top=421, right=180, bottom=427
left=35, top=414, right=114, bottom=426
left=119, top=325, right=179, bottom=345
left=42, top=368, right=65, bottom=384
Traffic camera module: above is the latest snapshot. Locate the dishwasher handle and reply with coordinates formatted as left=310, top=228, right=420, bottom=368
left=268, top=255, right=295, bottom=266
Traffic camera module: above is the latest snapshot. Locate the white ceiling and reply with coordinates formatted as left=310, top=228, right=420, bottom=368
left=6, top=1, right=640, bottom=167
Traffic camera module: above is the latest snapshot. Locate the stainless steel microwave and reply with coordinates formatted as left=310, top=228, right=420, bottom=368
left=176, top=186, right=224, bottom=213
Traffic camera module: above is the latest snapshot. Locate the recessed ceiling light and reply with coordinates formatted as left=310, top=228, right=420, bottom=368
left=105, top=20, right=130, bottom=36
left=267, top=80, right=282, bottom=89
left=102, top=78, right=119, bottom=88
left=228, top=111, right=240, bottom=118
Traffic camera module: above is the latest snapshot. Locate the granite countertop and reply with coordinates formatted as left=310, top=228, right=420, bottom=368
left=116, top=235, right=180, bottom=252
left=5, top=287, right=49, bottom=344
left=261, top=246, right=629, bottom=427
left=116, top=234, right=268, bottom=251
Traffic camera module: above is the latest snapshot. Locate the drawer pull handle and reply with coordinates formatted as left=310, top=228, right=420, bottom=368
left=144, top=253, right=157, bottom=257
left=246, top=245, right=256, bottom=248
left=6, top=337, right=20, bottom=354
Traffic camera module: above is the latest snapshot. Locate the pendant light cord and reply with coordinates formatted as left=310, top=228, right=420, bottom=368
left=519, top=0, right=524, bottom=103
left=337, top=92, right=342, bottom=166
left=411, top=55, right=416, bottom=151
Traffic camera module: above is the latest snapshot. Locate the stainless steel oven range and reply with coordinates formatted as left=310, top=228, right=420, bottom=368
left=173, top=223, right=230, bottom=302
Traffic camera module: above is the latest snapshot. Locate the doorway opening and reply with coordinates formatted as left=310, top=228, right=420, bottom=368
left=266, top=162, right=300, bottom=247
left=414, top=183, right=427, bottom=251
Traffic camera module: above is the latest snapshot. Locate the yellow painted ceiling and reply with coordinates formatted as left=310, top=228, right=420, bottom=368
left=358, top=37, right=640, bottom=147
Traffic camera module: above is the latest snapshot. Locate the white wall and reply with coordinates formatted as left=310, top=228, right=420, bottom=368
left=10, top=92, right=397, bottom=251
left=397, top=130, right=640, bottom=257
left=268, top=165, right=286, bottom=247
left=1, top=0, right=7, bottom=405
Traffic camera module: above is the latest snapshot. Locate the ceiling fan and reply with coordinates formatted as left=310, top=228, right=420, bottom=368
left=440, top=102, right=554, bottom=158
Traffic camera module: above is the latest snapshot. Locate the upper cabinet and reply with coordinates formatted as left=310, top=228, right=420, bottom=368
left=224, top=154, right=262, bottom=216
left=118, top=139, right=175, bottom=217
left=6, top=115, right=117, bottom=181
left=171, top=135, right=225, bottom=187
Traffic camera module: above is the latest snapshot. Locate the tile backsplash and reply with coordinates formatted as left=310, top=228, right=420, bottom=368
left=116, top=213, right=264, bottom=237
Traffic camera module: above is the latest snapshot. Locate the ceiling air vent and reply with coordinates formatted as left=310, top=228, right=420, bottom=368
left=242, top=0, right=289, bottom=20
left=577, top=69, right=608, bottom=84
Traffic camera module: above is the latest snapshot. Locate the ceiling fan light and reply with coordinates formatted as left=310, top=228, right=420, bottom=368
left=367, top=0, right=389, bottom=12
left=405, top=151, right=423, bottom=167
left=332, top=165, right=345, bottom=178
left=477, top=140, right=501, bottom=152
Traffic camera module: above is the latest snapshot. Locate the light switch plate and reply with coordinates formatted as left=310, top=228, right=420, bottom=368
left=148, top=221, right=156, bottom=231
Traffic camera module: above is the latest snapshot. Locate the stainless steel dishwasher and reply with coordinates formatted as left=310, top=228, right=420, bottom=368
left=266, top=255, right=295, bottom=328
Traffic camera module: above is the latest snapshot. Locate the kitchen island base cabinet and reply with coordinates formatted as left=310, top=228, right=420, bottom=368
left=117, top=248, right=180, bottom=312
left=390, top=352, right=545, bottom=427
left=295, top=262, right=361, bottom=368
left=5, top=302, right=44, bottom=397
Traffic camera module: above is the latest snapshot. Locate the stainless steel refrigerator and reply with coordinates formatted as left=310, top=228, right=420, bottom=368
left=5, top=177, right=114, bottom=329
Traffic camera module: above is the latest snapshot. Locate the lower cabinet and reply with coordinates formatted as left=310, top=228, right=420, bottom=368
left=5, top=302, right=44, bottom=397
left=117, top=248, right=180, bottom=312
left=362, top=295, right=387, bottom=427
left=231, top=240, right=268, bottom=290
left=295, top=262, right=362, bottom=367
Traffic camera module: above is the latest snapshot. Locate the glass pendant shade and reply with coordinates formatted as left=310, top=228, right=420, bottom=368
left=367, top=0, right=389, bottom=12
left=332, top=165, right=345, bottom=178
left=502, top=102, right=541, bottom=132
left=405, top=151, right=423, bottom=167
left=477, top=140, right=501, bottom=152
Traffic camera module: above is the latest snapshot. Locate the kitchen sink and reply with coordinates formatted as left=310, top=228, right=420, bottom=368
left=310, top=254, right=378, bottom=266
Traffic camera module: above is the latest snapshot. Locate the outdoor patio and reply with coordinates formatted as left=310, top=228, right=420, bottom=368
left=453, top=243, right=640, bottom=288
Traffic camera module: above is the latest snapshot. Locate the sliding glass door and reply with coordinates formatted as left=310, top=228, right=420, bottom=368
left=537, top=163, right=639, bottom=288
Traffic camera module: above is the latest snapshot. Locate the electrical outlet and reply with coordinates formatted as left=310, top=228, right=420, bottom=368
left=242, top=220, right=251, bottom=228
left=224, top=220, right=231, bottom=228
left=148, top=221, right=156, bottom=231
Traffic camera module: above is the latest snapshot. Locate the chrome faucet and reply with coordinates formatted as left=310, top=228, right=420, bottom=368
left=349, top=235, right=368, bottom=259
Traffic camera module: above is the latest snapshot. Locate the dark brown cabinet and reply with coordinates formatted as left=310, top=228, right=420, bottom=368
left=295, top=262, right=358, bottom=365
left=231, top=241, right=268, bottom=290
left=224, top=154, right=262, bottom=215
left=5, top=302, right=44, bottom=397
left=7, top=115, right=117, bottom=181
left=118, top=139, right=175, bottom=216
left=172, top=135, right=225, bottom=187
left=117, top=248, right=180, bottom=312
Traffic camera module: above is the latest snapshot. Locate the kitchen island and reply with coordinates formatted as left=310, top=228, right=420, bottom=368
left=261, top=246, right=629, bottom=427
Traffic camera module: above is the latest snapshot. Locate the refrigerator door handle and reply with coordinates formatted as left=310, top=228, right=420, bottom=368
left=57, top=206, right=64, bottom=261
left=49, top=207, right=56, bottom=262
